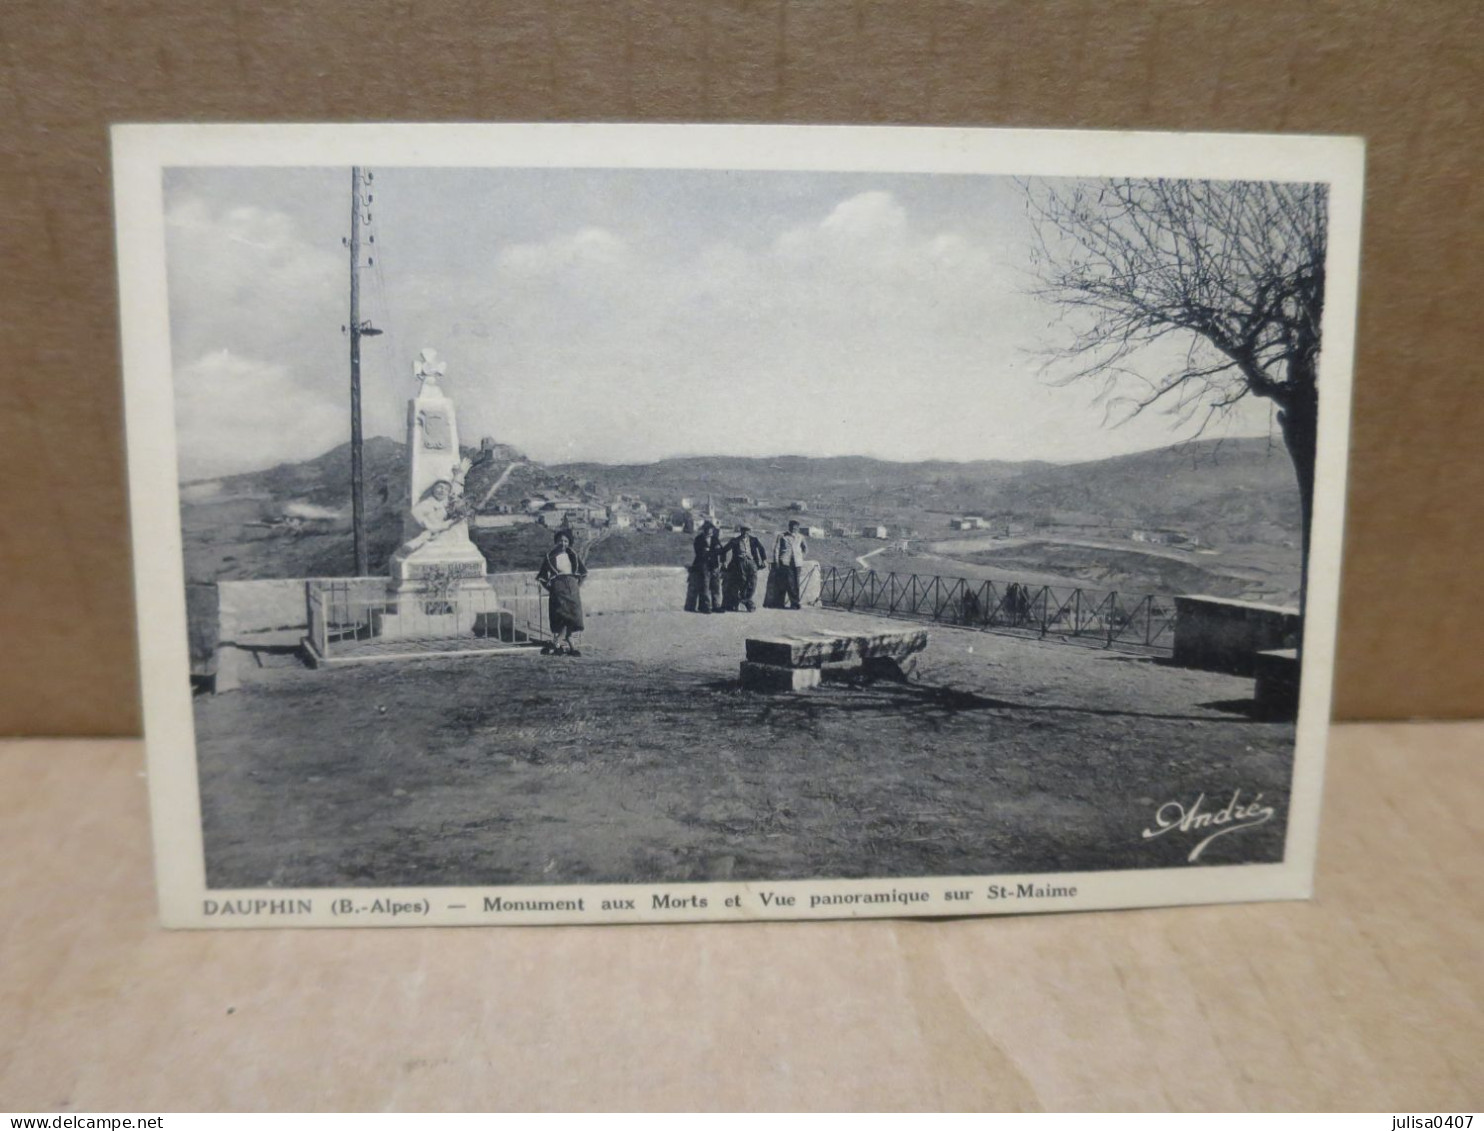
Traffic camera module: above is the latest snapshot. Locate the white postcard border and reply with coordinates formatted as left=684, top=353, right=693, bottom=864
left=112, top=123, right=1362, bottom=929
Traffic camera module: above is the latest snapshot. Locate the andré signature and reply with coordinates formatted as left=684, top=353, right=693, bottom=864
left=1141, top=790, right=1276, bottom=862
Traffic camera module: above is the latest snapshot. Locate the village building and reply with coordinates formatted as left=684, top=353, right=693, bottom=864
left=471, top=513, right=534, bottom=530
left=673, top=495, right=722, bottom=533
left=535, top=500, right=605, bottom=527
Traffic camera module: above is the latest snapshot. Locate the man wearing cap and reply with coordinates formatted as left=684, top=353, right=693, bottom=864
left=772, top=519, right=809, bottom=610
left=721, top=523, right=768, bottom=612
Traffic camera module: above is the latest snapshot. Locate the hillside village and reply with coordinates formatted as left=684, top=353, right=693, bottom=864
left=478, top=487, right=920, bottom=543
left=472, top=437, right=1296, bottom=553
left=177, top=433, right=1302, bottom=602
left=486, top=487, right=1206, bottom=549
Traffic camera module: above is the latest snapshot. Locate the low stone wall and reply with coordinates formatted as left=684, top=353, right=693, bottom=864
left=1172, top=595, right=1301, bottom=676
left=487, top=566, right=690, bottom=615
left=185, top=583, right=220, bottom=677
left=769, top=562, right=823, bottom=608
left=491, top=563, right=822, bottom=614
left=209, top=566, right=728, bottom=691
left=214, top=577, right=389, bottom=692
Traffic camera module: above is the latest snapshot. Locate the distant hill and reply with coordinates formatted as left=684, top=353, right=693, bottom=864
left=553, top=437, right=1299, bottom=536
left=179, top=436, right=562, bottom=582
left=178, top=433, right=1301, bottom=583
left=192, top=435, right=534, bottom=508
left=999, top=437, right=1301, bottom=537
left=552, top=454, right=1037, bottom=506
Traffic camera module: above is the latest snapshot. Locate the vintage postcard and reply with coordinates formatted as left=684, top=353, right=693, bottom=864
left=112, top=124, right=1362, bottom=928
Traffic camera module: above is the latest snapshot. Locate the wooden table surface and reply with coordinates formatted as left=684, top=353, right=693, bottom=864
left=1, top=723, right=1479, bottom=1112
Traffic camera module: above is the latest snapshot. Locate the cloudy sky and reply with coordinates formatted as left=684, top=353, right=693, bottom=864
left=163, top=165, right=1274, bottom=480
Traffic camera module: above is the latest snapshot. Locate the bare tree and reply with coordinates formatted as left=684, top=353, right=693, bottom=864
left=1023, top=177, right=1327, bottom=604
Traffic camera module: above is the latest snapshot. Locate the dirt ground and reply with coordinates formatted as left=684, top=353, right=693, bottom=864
left=194, top=607, right=1296, bottom=889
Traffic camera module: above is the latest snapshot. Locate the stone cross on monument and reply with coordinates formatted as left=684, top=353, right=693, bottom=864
left=414, top=346, right=446, bottom=391
left=389, top=348, right=489, bottom=591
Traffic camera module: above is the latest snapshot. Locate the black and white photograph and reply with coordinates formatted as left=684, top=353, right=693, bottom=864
left=114, top=124, right=1361, bottom=926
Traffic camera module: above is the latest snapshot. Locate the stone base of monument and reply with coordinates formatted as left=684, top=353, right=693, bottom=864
left=372, top=608, right=461, bottom=641
left=389, top=540, right=489, bottom=593
left=371, top=579, right=501, bottom=641
left=740, top=628, right=929, bottom=693
left=302, top=575, right=545, bottom=668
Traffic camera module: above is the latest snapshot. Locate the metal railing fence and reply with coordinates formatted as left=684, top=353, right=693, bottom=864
left=307, top=580, right=550, bottom=660
left=817, top=566, right=1176, bottom=652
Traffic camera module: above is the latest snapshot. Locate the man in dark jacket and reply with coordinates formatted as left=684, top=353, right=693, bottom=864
left=691, top=520, right=725, bottom=613
left=721, top=523, right=768, bottom=612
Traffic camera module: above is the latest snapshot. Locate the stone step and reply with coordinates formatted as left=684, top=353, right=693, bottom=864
left=745, top=628, right=929, bottom=669
left=740, top=661, right=822, bottom=692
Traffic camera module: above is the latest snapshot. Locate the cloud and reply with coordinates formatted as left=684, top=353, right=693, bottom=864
left=162, top=173, right=1274, bottom=472
left=819, top=189, right=909, bottom=237
left=165, top=194, right=342, bottom=368
left=173, top=350, right=346, bottom=479
left=496, top=226, right=628, bottom=275
left=165, top=194, right=361, bottom=478
left=432, top=189, right=1025, bottom=462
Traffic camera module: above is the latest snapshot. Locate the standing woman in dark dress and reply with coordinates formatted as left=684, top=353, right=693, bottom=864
left=536, top=530, right=588, bottom=655
left=690, top=520, right=725, bottom=614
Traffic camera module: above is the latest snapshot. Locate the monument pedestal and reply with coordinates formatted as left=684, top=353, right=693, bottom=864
left=385, top=531, right=495, bottom=639
left=389, top=532, right=489, bottom=593
left=373, top=576, right=507, bottom=641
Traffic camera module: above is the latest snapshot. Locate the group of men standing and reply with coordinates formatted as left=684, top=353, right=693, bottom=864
left=688, top=519, right=809, bottom=614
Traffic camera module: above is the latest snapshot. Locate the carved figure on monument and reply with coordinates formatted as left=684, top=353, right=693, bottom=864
left=401, top=462, right=472, bottom=554
left=389, top=347, right=490, bottom=589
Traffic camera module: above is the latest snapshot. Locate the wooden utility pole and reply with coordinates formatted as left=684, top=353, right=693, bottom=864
left=349, top=166, right=367, bottom=576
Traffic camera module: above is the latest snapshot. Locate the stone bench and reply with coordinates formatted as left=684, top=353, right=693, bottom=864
left=1253, top=648, right=1300, bottom=720
left=741, top=628, right=929, bottom=692
left=1172, top=595, right=1301, bottom=676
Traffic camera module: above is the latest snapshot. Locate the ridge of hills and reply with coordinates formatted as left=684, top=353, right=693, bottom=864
left=553, top=436, right=1300, bottom=535
left=552, top=453, right=1040, bottom=498
left=178, top=434, right=1301, bottom=584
